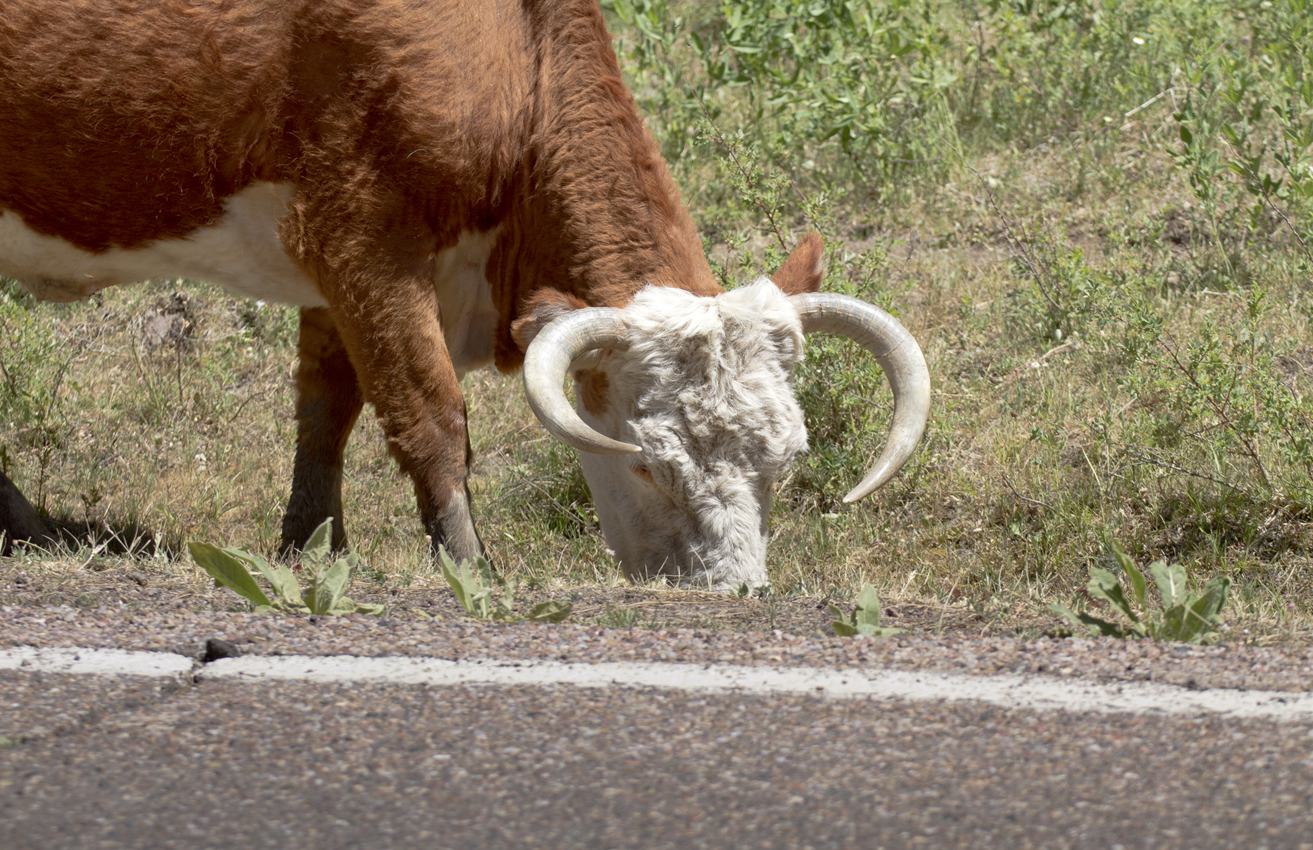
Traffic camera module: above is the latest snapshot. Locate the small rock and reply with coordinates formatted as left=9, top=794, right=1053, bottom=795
left=201, top=637, right=241, bottom=663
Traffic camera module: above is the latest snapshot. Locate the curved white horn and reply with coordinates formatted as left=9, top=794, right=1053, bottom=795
left=522, top=307, right=640, bottom=455
left=790, top=292, right=931, bottom=502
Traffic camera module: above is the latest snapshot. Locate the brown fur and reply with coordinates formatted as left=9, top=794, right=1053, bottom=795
left=770, top=233, right=825, bottom=295
left=0, top=0, right=727, bottom=558
left=575, top=368, right=611, bottom=418
left=511, top=289, right=591, bottom=353
left=280, top=307, right=365, bottom=554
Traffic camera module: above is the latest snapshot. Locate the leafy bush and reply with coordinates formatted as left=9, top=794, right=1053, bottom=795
left=608, top=0, right=960, bottom=200
left=1169, top=0, right=1313, bottom=265
left=1006, top=234, right=1313, bottom=512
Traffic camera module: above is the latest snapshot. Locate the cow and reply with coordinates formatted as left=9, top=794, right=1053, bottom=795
left=0, top=0, right=929, bottom=589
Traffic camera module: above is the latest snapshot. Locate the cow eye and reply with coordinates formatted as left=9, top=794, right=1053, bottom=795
left=632, top=464, right=653, bottom=483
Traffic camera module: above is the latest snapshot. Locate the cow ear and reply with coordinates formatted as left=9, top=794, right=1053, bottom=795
left=512, top=289, right=590, bottom=351
left=770, top=232, right=825, bottom=295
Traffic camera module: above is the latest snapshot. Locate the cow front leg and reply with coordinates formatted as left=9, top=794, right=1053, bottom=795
left=0, top=468, right=52, bottom=553
left=280, top=307, right=365, bottom=556
left=323, top=277, right=486, bottom=564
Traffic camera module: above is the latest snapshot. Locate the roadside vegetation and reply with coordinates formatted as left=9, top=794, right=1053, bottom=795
left=1, top=0, right=1310, bottom=642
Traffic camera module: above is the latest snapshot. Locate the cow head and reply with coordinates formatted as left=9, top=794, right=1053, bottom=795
left=515, top=237, right=930, bottom=590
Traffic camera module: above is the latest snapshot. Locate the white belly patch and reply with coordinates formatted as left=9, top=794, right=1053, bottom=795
left=1, top=184, right=502, bottom=371
left=0, top=182, right=326, bottom=307
left=434, top=228, right=500, bottom=376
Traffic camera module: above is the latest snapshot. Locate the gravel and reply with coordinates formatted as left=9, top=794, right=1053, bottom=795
left=4, top=604, right=1313, bottom=694
left=5, top=555, right=1313, bottom=695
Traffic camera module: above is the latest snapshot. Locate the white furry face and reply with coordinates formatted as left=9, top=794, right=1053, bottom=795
left=575, top=280, right=808, bottom=589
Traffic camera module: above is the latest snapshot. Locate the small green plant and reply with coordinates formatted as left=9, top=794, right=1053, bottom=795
left=600, top=603, right=639, bottom=629
left=830, top=584, right=903, bottom=637
left=189, top=519, right=384, bottom=616
left=1049, top=544, right=1231, bottom=643
left=437, top=546, right=573, bottom=624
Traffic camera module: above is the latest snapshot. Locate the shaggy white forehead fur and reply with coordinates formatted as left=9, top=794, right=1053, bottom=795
left=587, top=279, right=809, bottom=587
left=622, top=278, right=806, bottom=423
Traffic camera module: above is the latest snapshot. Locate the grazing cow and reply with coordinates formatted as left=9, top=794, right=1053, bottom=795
left=0, top=0, right=929, bottom=588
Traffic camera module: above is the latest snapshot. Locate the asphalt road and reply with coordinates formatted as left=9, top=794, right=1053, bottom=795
left=3, top=645, right=1313, bottom=849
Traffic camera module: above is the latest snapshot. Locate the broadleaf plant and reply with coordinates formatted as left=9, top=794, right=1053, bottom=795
left=437, top=546, right=572, bottom=624
left=189, top=519, right=385, bottom=616
left=1048, top=543, right=1230, bottom=643
left=830, top=584, right=903, bottom=637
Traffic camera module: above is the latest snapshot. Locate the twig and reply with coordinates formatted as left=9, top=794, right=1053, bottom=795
left=941, top=135, right=1064, bottom=314
left=1154, top=337, right=1273, bottom=490
left=1001, top=473, right=1053, bottom=511
left=1123, top=87, right=1175, bottom=120
left=1118, top=444, right=1246, bottom=493
left=699, top=105, right=791, bottom=252
left=999, top=341, right=1077, bottom=385
left=41, top=331, right=90, bottom=427
left=78, top=541, right=108, bottom=571
left=226, top=387, right=275, bottom=425
left=770, top=154, right=822, bottom=234
left=517, top=478, right=593, bottom=531
left=1218, top=135, right=1313, bottom=266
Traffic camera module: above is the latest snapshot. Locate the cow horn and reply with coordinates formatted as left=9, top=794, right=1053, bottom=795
left=522, top=307, right=641, bottom=455
left=790, top=292, right=931, bottom=503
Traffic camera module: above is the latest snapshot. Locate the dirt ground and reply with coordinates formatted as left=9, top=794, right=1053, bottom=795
left=0, top=553, right=1026, bottom=638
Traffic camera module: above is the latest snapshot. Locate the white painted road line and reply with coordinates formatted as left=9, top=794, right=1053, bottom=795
left=202, top=654, right=1313, bottom=721
left=3, top=647, right=1313, bottom=722
left=0, top=646, right=194, bottom=678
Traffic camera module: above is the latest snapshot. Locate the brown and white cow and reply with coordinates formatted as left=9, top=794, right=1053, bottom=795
left=0, top=0, right=929, bottom=588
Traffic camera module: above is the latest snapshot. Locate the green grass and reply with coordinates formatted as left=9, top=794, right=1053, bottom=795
left=2, top=0, right=1312, bottom=642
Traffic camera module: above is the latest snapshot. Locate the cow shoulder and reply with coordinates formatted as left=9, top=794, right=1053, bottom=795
left=512, top=288, right=590, bottom=350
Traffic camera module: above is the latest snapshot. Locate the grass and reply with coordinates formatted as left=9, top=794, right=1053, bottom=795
left=2, top=0, right=1312, bottom=642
